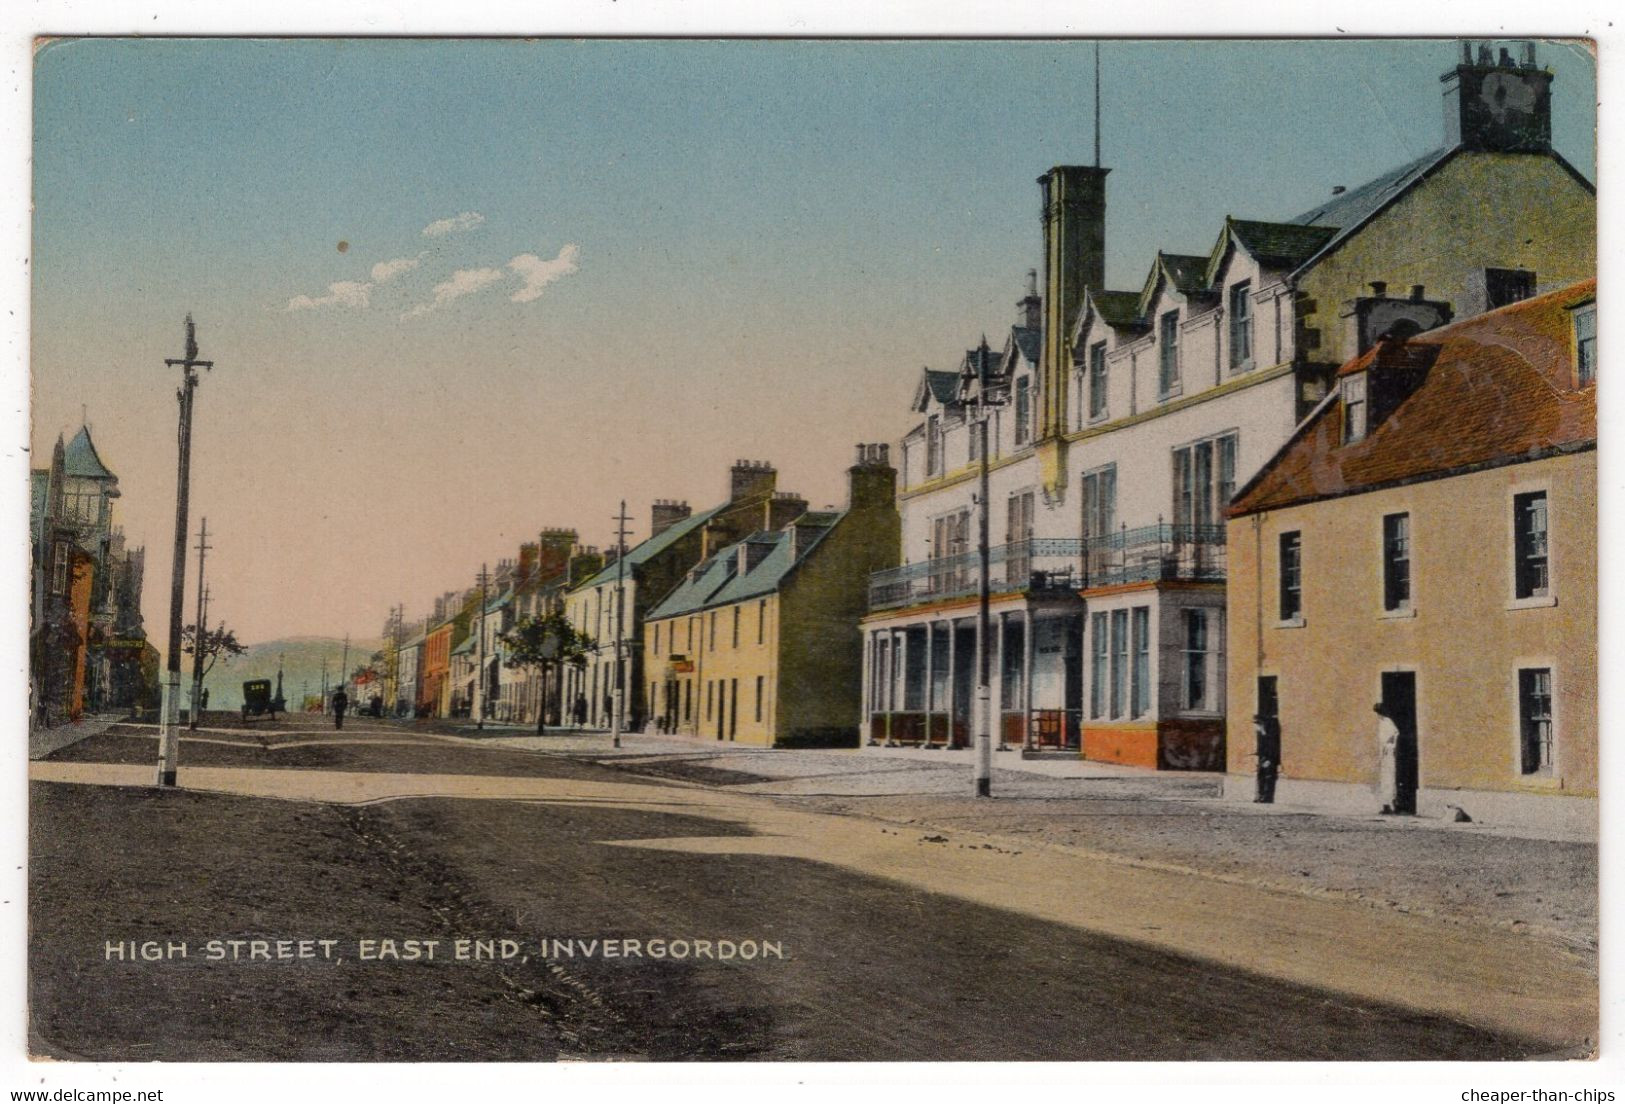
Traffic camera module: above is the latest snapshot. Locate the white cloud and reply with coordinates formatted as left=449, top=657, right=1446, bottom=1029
left=421, top=211, right=486, bottom=238
left=370, top=255, right=422, bottom=283
left=285, top=280, right=372, bottom=312
left=402, top=266, right=505, bottom=318
left=508, top=244, right=580, bottom=303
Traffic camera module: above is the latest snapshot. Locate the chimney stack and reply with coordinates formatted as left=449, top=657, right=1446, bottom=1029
left=1033, top=164, right=1111, bottom=438
left=650, top=499, right=692, bottom=539
left=728, top=459, right=777, bottom=503
left=1442, top=39, right=1552, bottom=153
left=1037, top=165, right=1109, bottom=442
left=1341, top=284, right=1454, bottom=355
left=1018, top=269, right=1042, bottom=330
left=848, top=442, right=898, bottom=513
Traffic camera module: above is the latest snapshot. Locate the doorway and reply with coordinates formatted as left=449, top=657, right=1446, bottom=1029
left=1380, top=671, right=1418, bottom=815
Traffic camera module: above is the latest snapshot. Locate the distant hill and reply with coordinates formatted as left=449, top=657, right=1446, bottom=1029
left=202, top=636, right=384, bottom=710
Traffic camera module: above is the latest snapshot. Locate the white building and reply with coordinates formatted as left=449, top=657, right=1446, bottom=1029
left=860, top=42, right=1594, bottom=769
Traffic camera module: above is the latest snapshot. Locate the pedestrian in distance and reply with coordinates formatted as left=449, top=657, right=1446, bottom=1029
left=1252, top=712, right=1280, bottom=804
left=603, top=693, right=614, bottom=727
left=200, top=687, right=209, bottom=711
left=573, top=694, right=588, bottom=727
left=331, top=686, right=348, bottom=731
left=1374, top=702, right=1400, bottom=814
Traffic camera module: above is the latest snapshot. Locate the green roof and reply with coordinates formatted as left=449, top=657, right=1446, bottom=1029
left=1091, top=290, right=1144, bottom=328
left=1205, top=217, right=1340, bottom=285
left=646, top=512, right=843, bottom=621
left=63, top=426, right=115, bottom=481
left=575, top=503, right=724, bottom=591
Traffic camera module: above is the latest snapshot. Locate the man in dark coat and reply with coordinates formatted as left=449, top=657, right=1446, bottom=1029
left=1253, top=712, right=1281, bottom=803
left=331, top=686, right=349, bottom=731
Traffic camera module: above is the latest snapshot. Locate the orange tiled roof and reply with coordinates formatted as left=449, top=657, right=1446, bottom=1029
left=1230, top=279, right=1596, bottom=516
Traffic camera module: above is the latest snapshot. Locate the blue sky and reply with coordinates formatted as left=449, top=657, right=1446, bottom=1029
left=29, top=38, right=1598, bottom=643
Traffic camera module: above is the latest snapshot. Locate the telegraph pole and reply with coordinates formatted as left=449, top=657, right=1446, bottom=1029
left=157, top=314, right=213, bottom=787
left=320, top=658, right=329, bottom=715
left=611, top=501, right=632, bottom=749
left=475, top=567, right=490, bottom=731
left=340, top=632, right=351, bottom=699
left=390, top=604, right=404, bottom=716
left=187, top=518, right=212, bottom=730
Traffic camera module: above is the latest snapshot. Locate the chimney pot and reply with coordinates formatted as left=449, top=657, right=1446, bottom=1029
left=1409, top=284, right=1426, bottom=302
left=1369, top=281, right=1388, bottom=297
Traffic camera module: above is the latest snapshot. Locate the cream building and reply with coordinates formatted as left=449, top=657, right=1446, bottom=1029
left=1225, top=280, right=1596, bottom=832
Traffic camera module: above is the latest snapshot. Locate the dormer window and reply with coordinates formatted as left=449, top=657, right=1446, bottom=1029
left=1158, top=311, right=1181, bottom=398
left=1342, top=374, right=1368, bottom=443
left=1573, top=302, right=1596, bottom=385
left=1229, top=281, right=1253, bottom=370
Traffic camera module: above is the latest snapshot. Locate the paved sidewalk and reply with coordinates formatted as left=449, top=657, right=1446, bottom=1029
left=28, top=713, right=126, bottom=760
left=471, top=729, right=1598, bottom=952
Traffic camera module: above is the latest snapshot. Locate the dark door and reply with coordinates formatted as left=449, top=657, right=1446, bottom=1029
left=1256, top=675, right=1279, bottom=721
left=1381, top=671, right=1418, bottom=815
left=1063, top=616, right=1084, bottom=748
left=716, top=680, right=726, bottom=741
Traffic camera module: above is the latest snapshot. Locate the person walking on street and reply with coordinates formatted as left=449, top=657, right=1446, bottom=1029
left=574, top=694, right=588, bottom=727
left=1374, top=702, right=1400, bottom=814
left=1253, top=712, right=1281, bottom=803
left=331, top=686, right=349, bottom=731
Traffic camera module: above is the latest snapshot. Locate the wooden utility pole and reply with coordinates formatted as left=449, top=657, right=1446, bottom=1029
left=157, top=315, right=212, bottom=787
left=187, top=518, right=211, bottom=730
left=475, top=567, right=490, bottom=730
left=611, top=501, right=632, bottom=749
left=340, top=632, right=351, bottom=699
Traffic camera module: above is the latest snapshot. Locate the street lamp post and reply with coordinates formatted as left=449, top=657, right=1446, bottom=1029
left=959, top=337, right=1005, bottom=799
left=156, top=314, right=212, bottom=787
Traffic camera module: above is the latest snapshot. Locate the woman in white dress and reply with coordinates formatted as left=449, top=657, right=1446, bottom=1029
left=1374, top=702, right=1400, bottom=814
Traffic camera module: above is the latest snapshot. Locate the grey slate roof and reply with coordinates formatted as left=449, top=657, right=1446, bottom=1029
left=63, top=426, right=115, bottom=481
left=646, top=512, right=843, bottom=621
left=1011, top=326, right=1040, bottom=365
left=1286, top=146, right=1456, bottom=267
left=923, top=369, right=961, bottom=405
left=576, top=503, right=725, bottom=591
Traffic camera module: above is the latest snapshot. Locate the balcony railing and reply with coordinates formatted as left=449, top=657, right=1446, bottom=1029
left=868, top=524, right=1226, bottom=612
left=1081, top=522, right=1228, bottom=588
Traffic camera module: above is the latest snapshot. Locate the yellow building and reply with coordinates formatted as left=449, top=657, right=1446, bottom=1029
left=1224, top=280, right=1595, bottom=832
left=644, top=446, right=899, bottom=747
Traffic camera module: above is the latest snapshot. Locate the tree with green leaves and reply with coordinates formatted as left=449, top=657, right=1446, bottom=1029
left=499, top=610, right=594, bottom=734
left=180, top=621, right=248, bottom=729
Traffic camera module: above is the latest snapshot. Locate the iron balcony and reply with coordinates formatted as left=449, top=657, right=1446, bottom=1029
left=867, top=524, right=1227, bottom=611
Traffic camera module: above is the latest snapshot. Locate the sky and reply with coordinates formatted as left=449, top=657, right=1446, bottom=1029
left=28, top=38, right=1598, bottom=649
